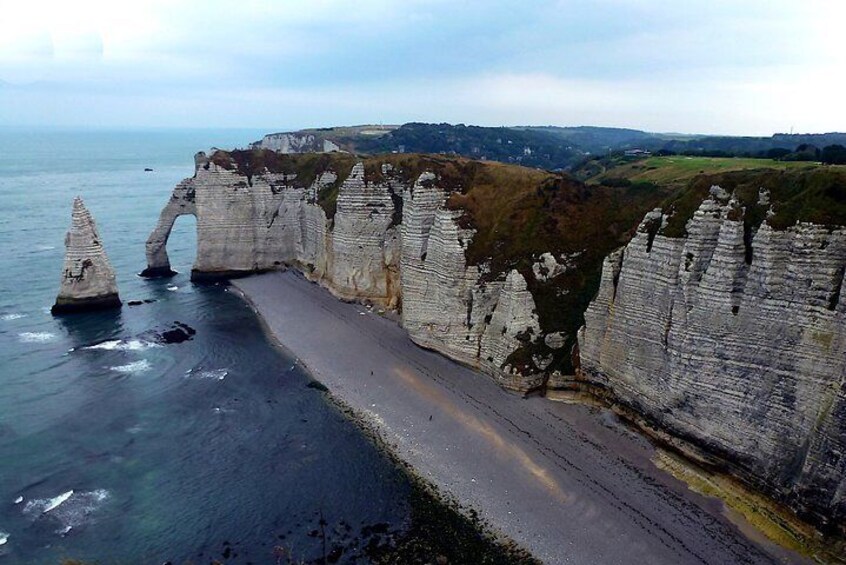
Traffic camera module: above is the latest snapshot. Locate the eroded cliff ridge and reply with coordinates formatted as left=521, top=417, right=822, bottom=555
left=578, top=170, right=846, bottom=534
left=144, top=149, right=665, bottom=390
left=52, top=197, right=121, bottom=314
left=144, top=148, right=846, bottom=537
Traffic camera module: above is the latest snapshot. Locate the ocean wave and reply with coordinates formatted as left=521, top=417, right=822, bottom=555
left=166, top=285, right=179, bottom=292
left=23, top=489, right=74, bottom=515
left=186, top=367, right=228, bottom=381
left=110, top=360, right=152, bottom=374
left=34, top=245, right=56, bottom=251
left=19, top=332, right=56, bottom=343
left=1, top=313, right=26, bottom=321
left=0, top=532, right=7, bottom=546
left=14, top=496, right=23, bottom=504
left=84, top=339, right=161, bottom=351
left=23, top=489, right=110, bottom=535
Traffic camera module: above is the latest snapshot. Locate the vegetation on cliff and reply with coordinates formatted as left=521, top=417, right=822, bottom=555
left=255, top=123, right=846, bottom=171
left=578, top=155, right=846, bottom=237
left=208, top=149, right=845, bottom=379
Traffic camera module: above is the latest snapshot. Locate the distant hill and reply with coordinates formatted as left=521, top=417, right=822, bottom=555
left=252, top=123, right=846, bottom=170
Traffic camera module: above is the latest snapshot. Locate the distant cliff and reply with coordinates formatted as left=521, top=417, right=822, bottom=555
left=144, top=149, right=665, bottom=390
left=251, top=132, right=341, bottom=153
left=247, top=123, right=846, bottom=171
left=578, top=170, right=846, bottom=534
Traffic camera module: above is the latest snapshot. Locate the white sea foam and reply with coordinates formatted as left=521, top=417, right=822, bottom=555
left=14, top=496, right=23, bottom=504
left=44, top=490, right=73, bottom=513
left=187, top=368, right=228, bottom=381
left=166, top=285, right=179, bottom=292
left=84, top=339, right=160, bottom=351
left=0, top=532, right=7, bottom=545
left=34, top=245, right=55, bottom=251
left=19, top=332, right=56, bottom=343
left=110, top=360, right=152, bottom=374
left=24, top=490, right=74, bottom=516
left=1, top=313, right=26, bottom=321
left=23, top=489, right=110, bottom=534
left=123, top=339, right=157, bottom=351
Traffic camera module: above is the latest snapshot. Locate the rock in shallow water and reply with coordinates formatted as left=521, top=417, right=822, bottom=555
left=157, top=322, right=197, bottom=344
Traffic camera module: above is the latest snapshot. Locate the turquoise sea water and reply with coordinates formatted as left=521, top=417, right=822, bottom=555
left=0, top=128, right=414, bottom=564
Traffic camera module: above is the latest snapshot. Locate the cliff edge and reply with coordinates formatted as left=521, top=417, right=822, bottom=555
left=143, top=148, right=846, bottom=542
left=143, top=150, right=666, bottom=390
left=578, top=170, right=846, bottom=535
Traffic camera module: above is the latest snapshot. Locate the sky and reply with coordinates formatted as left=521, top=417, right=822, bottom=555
left=0, top=0, right=844, bottom=135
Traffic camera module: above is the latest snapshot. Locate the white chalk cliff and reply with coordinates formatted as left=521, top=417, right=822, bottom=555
left=52, top=197, right=121, bottom=314
left=252, top=132, right=340, bottom=153
left=578, top=188, right=846, bottom=531
left=144, top=152, right=846, bottom=533
left=144, top=153, right=543, bottom=390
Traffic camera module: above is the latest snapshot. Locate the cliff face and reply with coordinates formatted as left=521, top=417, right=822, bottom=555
left=400, top=178, right=543, bottom=388
left=578, top=187, right=846, bottom=531
left=52, top=197, right=121, bottom=314
left=145, top=148, right=846, bottom=531
left=144, top=152, right=549, bottom=389
left=252, top=132, right=340, bottom=153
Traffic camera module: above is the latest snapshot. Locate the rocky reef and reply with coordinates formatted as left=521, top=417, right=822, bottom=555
left=52, top=197, right=121, bottom=314
left=578, top=178, right=846, bottom=534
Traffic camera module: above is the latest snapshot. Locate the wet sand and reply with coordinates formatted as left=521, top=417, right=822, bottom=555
left=233, top=271, right=805, bottom=565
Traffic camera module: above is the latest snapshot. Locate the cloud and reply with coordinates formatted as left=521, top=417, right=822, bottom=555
left=0, top=0, right=843, bottom=132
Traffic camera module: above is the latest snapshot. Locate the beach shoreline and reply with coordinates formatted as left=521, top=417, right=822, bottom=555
left=232, top=270, right=805, bottom=565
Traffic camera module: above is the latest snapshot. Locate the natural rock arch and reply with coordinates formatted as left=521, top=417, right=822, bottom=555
left=140, top=154, right=201, bottom=277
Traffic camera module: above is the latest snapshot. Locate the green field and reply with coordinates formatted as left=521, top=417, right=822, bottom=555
left=589, top=156, right=826, bottom=187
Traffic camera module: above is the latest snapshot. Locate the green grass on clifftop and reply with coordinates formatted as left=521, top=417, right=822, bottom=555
left=659, top=167, right=846, bottom=237
left=579, top=155, right=846, bottom=237
left=584, top=155, right=820, bottom=189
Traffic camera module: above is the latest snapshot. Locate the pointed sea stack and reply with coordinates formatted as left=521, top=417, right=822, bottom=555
left=51, top=197, right=122, bottom=315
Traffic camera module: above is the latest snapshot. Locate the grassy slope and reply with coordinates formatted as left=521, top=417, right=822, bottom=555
left=588, top=156, right=820, bottom=188
left=582, top=155, right=846, bottom=235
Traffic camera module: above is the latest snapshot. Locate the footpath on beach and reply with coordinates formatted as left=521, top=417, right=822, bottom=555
left=233, top=271, right=801, bottom=565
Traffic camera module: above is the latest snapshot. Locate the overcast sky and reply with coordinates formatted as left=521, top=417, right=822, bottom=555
left=1, top=0, right=844, bottom=134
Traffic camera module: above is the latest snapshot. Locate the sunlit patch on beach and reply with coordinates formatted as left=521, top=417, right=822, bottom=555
left=391, top=367, right=567, bottom=502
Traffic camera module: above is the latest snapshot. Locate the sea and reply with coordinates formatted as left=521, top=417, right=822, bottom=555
left=0, top=128, right=415, bottom=564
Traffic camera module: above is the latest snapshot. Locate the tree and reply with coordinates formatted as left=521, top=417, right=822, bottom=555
left=821, top=144, right=846, bottom=165
left=766, top=147, right=792, bottom=160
